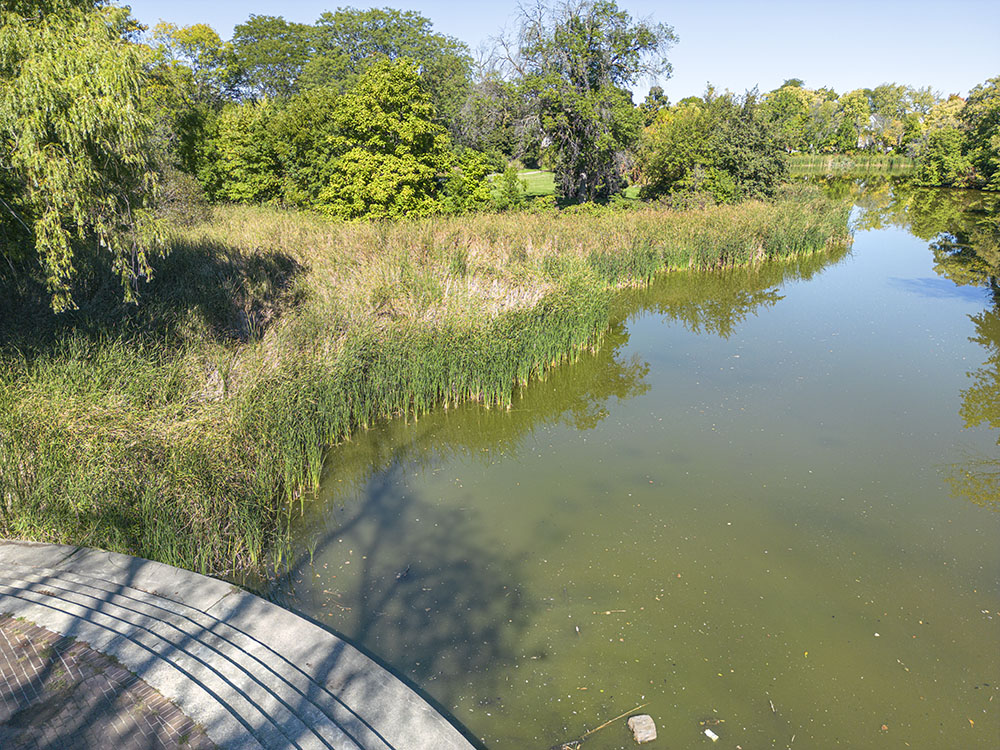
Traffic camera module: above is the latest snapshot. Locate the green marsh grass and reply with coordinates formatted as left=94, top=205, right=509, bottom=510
left=0, top=194, right=851, bottom=575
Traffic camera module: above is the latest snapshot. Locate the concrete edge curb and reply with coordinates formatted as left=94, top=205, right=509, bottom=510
left=0, top=540, right=474, bottom=750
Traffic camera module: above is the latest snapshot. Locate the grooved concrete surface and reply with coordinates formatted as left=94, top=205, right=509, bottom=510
left=0, top=540, right=475, bottom=750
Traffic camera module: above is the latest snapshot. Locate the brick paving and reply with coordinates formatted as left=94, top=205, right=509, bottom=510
left=0, top=614, right=216, bottom=750
left=0, top=542, right=475, bottom=750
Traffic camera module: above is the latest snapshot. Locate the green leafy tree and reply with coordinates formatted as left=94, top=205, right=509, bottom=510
left=925, top=95, right=966, bottom=132
left=442, top=149, right=496, bottom=214
left=197, top=101, right=283, bottom=203
left=639, top=92, right=786, bottom=203
left=302, top=7, right=472, bottom=128
left=150, top=21, right=230, bottom=100
left=228, top=15, right=314, bottom=100
left=837, top=89, right=872, bottom=151
left=0, top=0, right=162, bottom=311
left=454, top=72, right=524, bottom=157
left=763, top=84, right=813, bottom=151
left=961, top=76, right=1000, bottom=190
left=194, top=59, right=454, bottom=218
left=536, top=83, right=644, bottom=201
left=638, top=102, right=715, bottom=198
left=146, top=22, right=230, bottom=174
left=810, top=93, right=850, bottom=152
left=915, top=127, right=974, bottom=186
left=492, top=166, right=528, bottom=211
left=714, top=93, right=788, bottom=198
left=268, top=86, right=343, bottom=206
left=640, top=85, right=669, bottom=125
left=869, top=83, right=909, bottom=152
left=314, top=58, right=452, bottom=219
left=510, top=0, right=676, bottom=202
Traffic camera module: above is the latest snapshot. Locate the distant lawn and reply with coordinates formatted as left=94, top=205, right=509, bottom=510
left=518, top=170, right=643, bottom=201
left=517, top=170, right=556, bottom=196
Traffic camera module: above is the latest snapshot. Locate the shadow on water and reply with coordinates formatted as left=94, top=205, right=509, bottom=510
left=251, top=235, right=854, bottom=709
left=276, top=463, right=532, bottom=688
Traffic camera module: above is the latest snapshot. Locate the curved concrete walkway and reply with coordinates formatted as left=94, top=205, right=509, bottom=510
left=0, top=541, right=475, bottom=750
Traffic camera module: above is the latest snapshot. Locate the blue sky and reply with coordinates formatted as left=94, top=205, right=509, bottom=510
left=123, top=0, right=999, bottom=100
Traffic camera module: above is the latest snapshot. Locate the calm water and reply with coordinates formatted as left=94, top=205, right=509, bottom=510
left=257, top=183, right=999, bottom=748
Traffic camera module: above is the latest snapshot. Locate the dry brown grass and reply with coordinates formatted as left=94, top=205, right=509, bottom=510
left=0, top=194, right=852, bottom=573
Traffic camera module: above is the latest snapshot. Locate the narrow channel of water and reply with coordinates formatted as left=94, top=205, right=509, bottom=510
left=257, top=182, right=999, bottom=748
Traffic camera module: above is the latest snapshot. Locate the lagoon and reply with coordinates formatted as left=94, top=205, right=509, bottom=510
left=255, top=182, right=999, bottom=748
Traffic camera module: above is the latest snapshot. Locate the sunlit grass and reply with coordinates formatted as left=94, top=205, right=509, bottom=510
left=518, top=169, right=557, bottom=196
left=0, top=195, right=852, bottom=575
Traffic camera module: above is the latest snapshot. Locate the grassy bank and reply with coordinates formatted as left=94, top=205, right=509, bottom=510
left=789, top=153, right=915, bottom=176
left=0, top=194, right=851, bottom=575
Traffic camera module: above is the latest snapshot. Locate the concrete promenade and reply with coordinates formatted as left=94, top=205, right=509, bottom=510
left=0, top=540, right=475, bottom=750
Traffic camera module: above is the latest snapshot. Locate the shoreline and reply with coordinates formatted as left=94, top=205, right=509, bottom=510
left=0, top=193, right=852, bottom=576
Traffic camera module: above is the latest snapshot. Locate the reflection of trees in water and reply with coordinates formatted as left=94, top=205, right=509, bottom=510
left=254, top=241, right=853, bottom=698
left=948, top=306, right=1000, bottom=511
left=819, top=176, right=999, bottom=298
left=684, top=174, right=1000, bottom=511
left=961, top=308, right=1000, bottom=431
left=839, top=176, right=1000, bottom=510
left=308, top=316, right=650, bottom=499
left=252, top=318, right=651, bottom=702
left=313, top=243, right=852, bottom=504
left=930, top=215, right=1000, bottom=299
left=614, top=245, right=850, bottom=338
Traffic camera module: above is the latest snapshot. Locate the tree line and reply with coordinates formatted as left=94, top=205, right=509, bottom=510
left=1, top=0, right=997, bottom=311
left=746, top=77, right=999, bottom=190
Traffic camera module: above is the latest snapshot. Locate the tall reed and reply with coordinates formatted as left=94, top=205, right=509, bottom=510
left=0, top=194, right=851, bottom=574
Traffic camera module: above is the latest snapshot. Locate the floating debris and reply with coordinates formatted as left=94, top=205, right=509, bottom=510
left=551, top=702, right=648, bottom=749
left=627, top=714, right=656, bottom=744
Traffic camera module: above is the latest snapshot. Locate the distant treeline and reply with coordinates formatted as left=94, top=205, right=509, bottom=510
left=741, top=79, right=999, bottom=189
left=1, top=1, right=997, bottom=311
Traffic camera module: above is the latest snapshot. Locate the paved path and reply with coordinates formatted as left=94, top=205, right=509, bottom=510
left=1, top=614, right=216, bottom=749
left=0, top=541, right=475, bottom=750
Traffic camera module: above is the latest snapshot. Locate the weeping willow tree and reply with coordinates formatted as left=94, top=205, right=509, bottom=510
left=0, top=0, right=162, bottom=311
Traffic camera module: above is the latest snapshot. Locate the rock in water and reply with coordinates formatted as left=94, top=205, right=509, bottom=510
left=627, top=714, right=657, bottom=744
